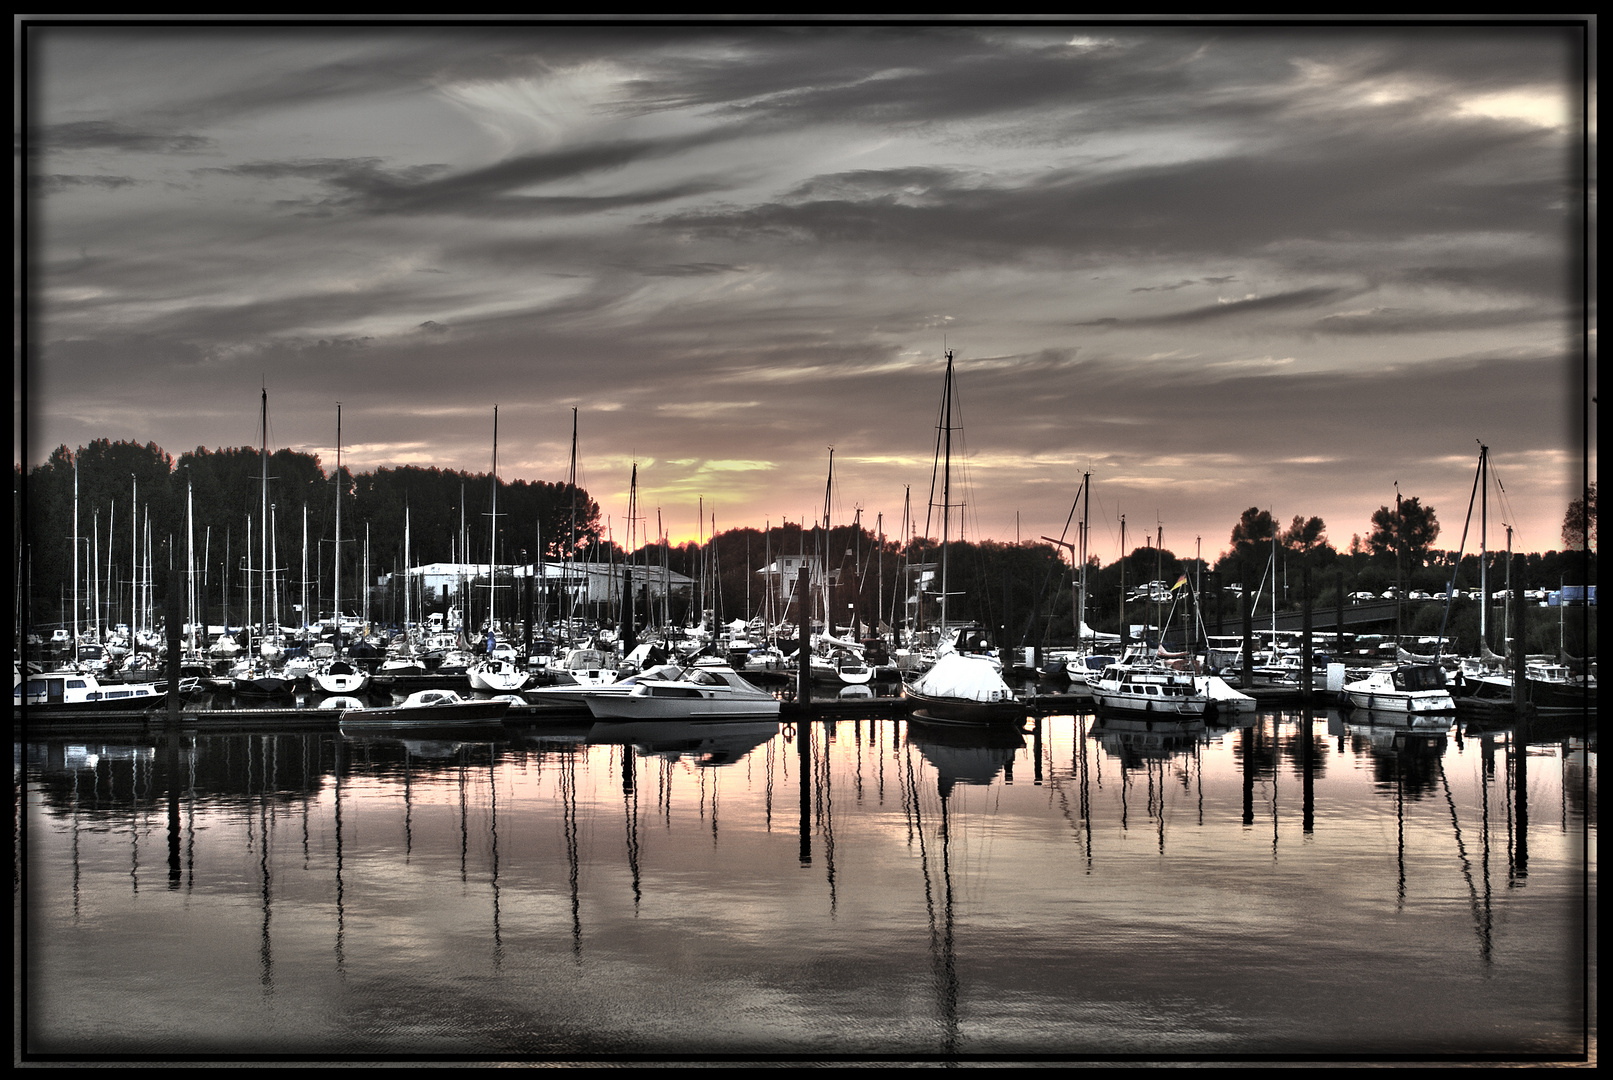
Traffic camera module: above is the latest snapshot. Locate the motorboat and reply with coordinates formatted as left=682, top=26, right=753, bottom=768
left=18, top=669, right=170, bottom=712
left=338, top=688, right=510, bottom=731
left=1091, top=661, right=1223, bottom=720
left=527, top=663, right=686, bottom=707
left=902, top=652, right=1026, bottom=725
left=585, top=665, right=781, bottom=720
left=1339, top=664, right=1456, bottom=714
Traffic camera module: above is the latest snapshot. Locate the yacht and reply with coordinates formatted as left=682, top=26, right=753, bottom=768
left=585, top=666, right=781, bottom=720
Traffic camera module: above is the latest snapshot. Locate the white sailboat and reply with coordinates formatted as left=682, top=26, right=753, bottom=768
left=900, top=351, right=1025, bottom=726
left=468, top=406, right=530, bottom=694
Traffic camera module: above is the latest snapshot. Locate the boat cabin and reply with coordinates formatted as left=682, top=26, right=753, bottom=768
left=1392, top=665, right=1448, bottom=692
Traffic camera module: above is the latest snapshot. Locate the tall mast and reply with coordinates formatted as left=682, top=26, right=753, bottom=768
left=485, top=405, right=500, bottom=636
left=822, top=448, right=834, bottom=632
left=131, top=474, right=138, bottom=636
left=940, top=351, right=953, bottom=633
left=1079, top=471, right=1091, bottom=645
left=568, top=408, right=578, bottom=635
left=261, top=385, right=268, bottom=641
left=246, top=512, right=253, bottom=648
left=92, top=509, right=100, bottom=644
left=334, top=402, right=342, bottom=631
left=187, top=475, right=196, bottom=655
left=301, top=505, right=308, bottom=633
left=1479, top=442, right=1489, bottom=650
left=271, top=502, right=279, bottom=634
left=106, top=501, right=115, bottom=637
left=1119, top=514, right=1126, bottom=649
left=72, top=454, right=79, bottom=662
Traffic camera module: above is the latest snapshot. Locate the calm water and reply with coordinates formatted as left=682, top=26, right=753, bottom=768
left=17, top=708, right=1595, bottom=1062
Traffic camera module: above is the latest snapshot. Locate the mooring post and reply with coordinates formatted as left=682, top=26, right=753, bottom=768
left=796, top=564, right=811, bottom=707
left=1512, top=552, right=1528, bottom=719
left=1240, top=559, right=1254, bottom=691
left=1336, top=570, right=1345, bottom=652
left=166, top=562, right=183, bottom=724
left=1302, top=564, right=1313, bottom=704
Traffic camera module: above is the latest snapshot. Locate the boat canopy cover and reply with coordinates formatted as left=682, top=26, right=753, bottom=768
left=912, top=653, right=1012, bottom=703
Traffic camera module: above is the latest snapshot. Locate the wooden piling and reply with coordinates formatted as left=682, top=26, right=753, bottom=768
left=1302, top=564, right=1313, bottom=704
left=1512, top=553, right=1528, bottom=718
left=796, top=564, right=811, bottom=706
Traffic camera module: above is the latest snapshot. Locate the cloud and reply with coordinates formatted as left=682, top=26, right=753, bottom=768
left=32, top=174, right=139, bottom=192
left=34, top=120, right=213, bottom=154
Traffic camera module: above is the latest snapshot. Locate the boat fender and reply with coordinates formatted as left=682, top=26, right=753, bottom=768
left=1144, top=700, right=1152, bottom=713
left=1204, top=702, right=1218, bottom=722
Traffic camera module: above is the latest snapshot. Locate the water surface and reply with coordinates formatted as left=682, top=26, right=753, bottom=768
left=18, top=709, right=1595, bottom=1062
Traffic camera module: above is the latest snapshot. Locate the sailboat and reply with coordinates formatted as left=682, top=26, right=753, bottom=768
left=231, top=388, right=297, bottom=697
left=468, top=406, right=531, bottom=694
left=901, top=352, right=1026, bottom=726
left=315, top=405, right=372, bottom=696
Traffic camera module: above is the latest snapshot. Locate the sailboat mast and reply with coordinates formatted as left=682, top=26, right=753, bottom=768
left=92, top=510, right=100, bottom=644
left=301, top=506, right=308, bottom=633
left=1119, top=515, right=1126, bottom=649
left=261, top=386, right=268, bottom=641
left=270, top=502, right=279, bottom=633
left=187, top=476, right=196, bottom=655
left=568, top=408, right=578, bottom=635
left=1079, top=471, right=1091, bottom=645
left=1479, top=442, right=1489, bottom=650
left=489, top=405, right=499, bottom=635
left=940, top=351, right=953, bottom=633
left=334, top=402, right=342, bottom=631
left=72, top=455, right=79, bottom=662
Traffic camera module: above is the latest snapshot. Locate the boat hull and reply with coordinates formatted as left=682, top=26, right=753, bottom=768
left=586, top=695, right=780, bottom=720
left=903, top=690, right=1027, bottom=726
left=339, top=699, right=510, bottom=730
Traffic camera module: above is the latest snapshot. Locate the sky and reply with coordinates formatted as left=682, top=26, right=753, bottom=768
left=20, top=18, right=1595, bottom=561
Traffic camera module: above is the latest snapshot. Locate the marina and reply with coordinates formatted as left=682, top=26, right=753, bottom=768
left=19, top=18, right=1594, bottom=1068
left=17, top=704, right=1593, bottom=1062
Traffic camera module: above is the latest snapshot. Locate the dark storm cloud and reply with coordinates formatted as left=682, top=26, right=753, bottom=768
left=32, top=173, right=138, bottom=192
left=1076, top=286, right=1357, bottom=329
left=657, top=114, right=1563, bottom=265
left=34, top=120, right=214, bottom=154
left=975, top=348, right=1573, bottom=475
left=633, top=263, right=749, bottom=277
left=203, top=134, right=738, bottom=218
left=1310, top=306, right=1559, bottom=335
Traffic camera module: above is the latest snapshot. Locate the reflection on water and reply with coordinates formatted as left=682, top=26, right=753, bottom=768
left=19, top=708, right=1594, bottom=1061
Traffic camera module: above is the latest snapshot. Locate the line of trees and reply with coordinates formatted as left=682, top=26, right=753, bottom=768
left=21, top=439, right=604, bottom=632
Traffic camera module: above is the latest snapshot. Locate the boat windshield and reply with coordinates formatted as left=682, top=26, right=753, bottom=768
left=1393, top=665, right=1447, bottom=692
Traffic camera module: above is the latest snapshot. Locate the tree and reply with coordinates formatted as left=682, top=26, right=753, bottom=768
left=1280, top=514, right=1327, bottom=556
left=1561, top=482, right=1596, bottom=551
left=1229, top=507, right=1275, bottom=551
left=1368, top=497, right=1439, bottom=568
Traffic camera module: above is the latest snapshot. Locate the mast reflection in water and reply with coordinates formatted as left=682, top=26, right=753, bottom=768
left=19, top=710, right=1592, bottom=1061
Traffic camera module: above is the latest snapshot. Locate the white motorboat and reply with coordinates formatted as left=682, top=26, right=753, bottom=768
left=1091, top=662, right=1226, bottom=719
left=585, top=666, right=780, bottom=720
left=19, top=669, right=170, bottom=712
left=339, top=688, right=510, bottom=730
left=1340, top=664, right=1456, bottom=714
left=527, top=663, right=686, bottom=706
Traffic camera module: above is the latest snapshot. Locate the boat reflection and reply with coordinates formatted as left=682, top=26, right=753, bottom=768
left=585, top=718, right=780, bottom=766
left=1088, top=711, right=1205, bottom=766
left=905, top=714, right=1024, bottom=795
